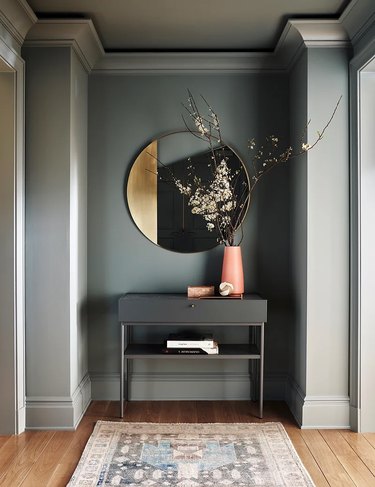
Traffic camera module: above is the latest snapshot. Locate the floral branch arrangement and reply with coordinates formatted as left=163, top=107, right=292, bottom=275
left=154, top=90, right=341, bottom=247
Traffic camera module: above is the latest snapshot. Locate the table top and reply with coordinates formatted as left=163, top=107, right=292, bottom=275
left=120, top=293, right=265, bottom=301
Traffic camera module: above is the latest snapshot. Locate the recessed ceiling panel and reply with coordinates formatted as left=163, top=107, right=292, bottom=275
left=27, top=0, right=349, bottom=51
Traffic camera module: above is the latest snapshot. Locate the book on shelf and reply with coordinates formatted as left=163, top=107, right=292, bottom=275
left=166, top=333, right=215, bottom=349
left=162, top=342, right=219, bottom=355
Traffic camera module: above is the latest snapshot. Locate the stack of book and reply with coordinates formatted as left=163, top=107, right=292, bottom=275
left=163, top=333, right=219, bottom=355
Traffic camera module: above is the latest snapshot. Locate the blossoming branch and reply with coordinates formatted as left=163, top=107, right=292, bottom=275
left=151, top=91, right=341, bottom=247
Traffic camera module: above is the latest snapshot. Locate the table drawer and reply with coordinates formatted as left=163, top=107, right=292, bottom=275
left=118, top=294, right=267, bottom=323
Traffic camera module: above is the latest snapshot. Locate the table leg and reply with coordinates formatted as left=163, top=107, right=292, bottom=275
left=249, top=326, right=256, bottom=401
left=259, top=323, right=264, bottom=419
left=120, top=323, right=125, bottom=418
left=124, top=324, right=129, bottom=405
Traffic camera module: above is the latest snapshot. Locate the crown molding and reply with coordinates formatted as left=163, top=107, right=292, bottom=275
left=340, top=0, right=375, bottom=46
left=276, top=19, right=350, bottom=70
left=24, top=19, right=104, bottom=72
left=0, top=0, right=36, bottom=52
left=92, top=51, right=284, bottom=74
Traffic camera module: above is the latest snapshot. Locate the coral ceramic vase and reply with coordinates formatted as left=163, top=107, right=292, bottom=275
left=221, top=246, right=244, bottom=296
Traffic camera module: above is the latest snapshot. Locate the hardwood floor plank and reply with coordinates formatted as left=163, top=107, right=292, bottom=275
left=105, top=400, right=122, bottom=419
left=123, top=401, right=152, bottom=422
left=0, top=437, right=9, bottom=450
left=85, top=400, right=109, bottom=416
left=0, top=431, right=54, bottom=486
left=196, top=400, right=216, bottom=422
left=320, top=430, right=375, bottom=487
left=212, top=400, right=237, bottom=422
left=270, top=401, right=299, bottom=426
left=45, top=418, right=95, bottom=487
left=19, top=431, right=75, bottom=487
left=227, top=400, right=255, bottom=422
left=177, top=400, right=197, bottom=423
left=0, top=433, right=34, bottom=473
left=157, top=401, right=182, bottom=423
left=364, top=434, right=375, bottom=450
left=284, top=426, right=330, bottom=487
left=341, top=431, right=375, bottom=476
left=300, top=430, right=356, bottom=487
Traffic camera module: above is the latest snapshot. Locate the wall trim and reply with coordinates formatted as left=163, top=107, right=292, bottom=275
left=285, top=377, right=305, bottom=427
left=0, top=0, right=36, bottom=51
left=92, top=52, right=283, bottom=75
left=0, top=26, right=26, bottom=435
left=301, top=395, right=350, bottom=429
left=90, top=372, right=287, bottom=401
left=276, top=19, right=350, bottom=71
left=340, top=0, right=375, bottom=46
left=285, top=377, right=350, bottom=429
left=26, top=373, right=91, bottom=430
left=24, top=19, right=104, bottom=72
left=350, top=405, right=359, bottom=432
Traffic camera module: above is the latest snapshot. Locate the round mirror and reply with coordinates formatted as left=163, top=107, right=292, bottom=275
left=127, top=132, right=249, bottom=253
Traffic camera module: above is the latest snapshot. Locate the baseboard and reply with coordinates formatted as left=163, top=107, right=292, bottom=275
left=17, top=405, right=26, bottom=434
left=301, top=395, right=350, bottom=429
left=285, top=376, right=305, bottom=426
left=285, top=376, right=350, bottom=428
left=350, top=404, right=359, bottom=431
left=26, top=373, right=91, bottom=430
left=90, top=372, right=288, bottom=401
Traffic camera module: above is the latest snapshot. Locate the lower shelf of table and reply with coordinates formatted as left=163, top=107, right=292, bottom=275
left=124, top=343, right=260, bottom=359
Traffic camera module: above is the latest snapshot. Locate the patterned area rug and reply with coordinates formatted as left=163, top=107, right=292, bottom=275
left=68, top=421, right=315, bottom=486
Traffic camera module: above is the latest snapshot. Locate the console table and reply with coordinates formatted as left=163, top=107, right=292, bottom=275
left=118, top=293, right=267, bottom=418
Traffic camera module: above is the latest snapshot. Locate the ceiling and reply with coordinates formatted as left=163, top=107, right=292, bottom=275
left=27, top=0, right=350, bottom=51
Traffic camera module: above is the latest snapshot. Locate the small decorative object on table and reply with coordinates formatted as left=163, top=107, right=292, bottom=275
left=187, top=285, right=215, bottom=298
left=219, top=281, right=234, bottom=296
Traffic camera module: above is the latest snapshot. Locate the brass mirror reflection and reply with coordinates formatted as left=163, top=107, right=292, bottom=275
left=127, top=132, right=250, bottom=253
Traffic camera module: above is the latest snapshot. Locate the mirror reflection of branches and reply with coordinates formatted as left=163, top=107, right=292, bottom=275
left=127, top=132, right=250, bottom=253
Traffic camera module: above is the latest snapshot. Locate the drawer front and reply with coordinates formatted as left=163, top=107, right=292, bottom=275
left=119, top=295, right=267, bottom=323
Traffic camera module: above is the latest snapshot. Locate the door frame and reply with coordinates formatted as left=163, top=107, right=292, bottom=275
left=0, top=37, right=26, bottom=434
left=349, top=41, right=375, bottom=432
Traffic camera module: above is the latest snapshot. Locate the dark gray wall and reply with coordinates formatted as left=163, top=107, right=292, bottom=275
left=0, top=71, right=16, bottom=433
left=289, top=51, right=308, bottom=395
left=88, top=73, right=292, bottom=399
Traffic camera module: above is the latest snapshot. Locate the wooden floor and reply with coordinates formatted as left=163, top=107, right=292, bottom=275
left=0, top=401, right=375, bottom=486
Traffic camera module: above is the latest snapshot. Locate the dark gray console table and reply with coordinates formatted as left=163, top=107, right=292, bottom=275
left=118, top=293, right=267, bottom=419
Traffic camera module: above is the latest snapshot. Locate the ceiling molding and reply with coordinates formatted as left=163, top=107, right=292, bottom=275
left=0, top=0, right=36, bottom=51
left=24, top=19, right=104, bottom=72
left=92, top=51, right=284, bottom=75
left=340, top=0, right=375, bottom=45
left=276, top=19, right=350, bottom=70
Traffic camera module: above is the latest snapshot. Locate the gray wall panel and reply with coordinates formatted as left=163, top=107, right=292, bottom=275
left=24, top=47, right=72, bottom=397
left=0, top=71, right=16, bottom=433
left=88, top=74, right=291, bottom=398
